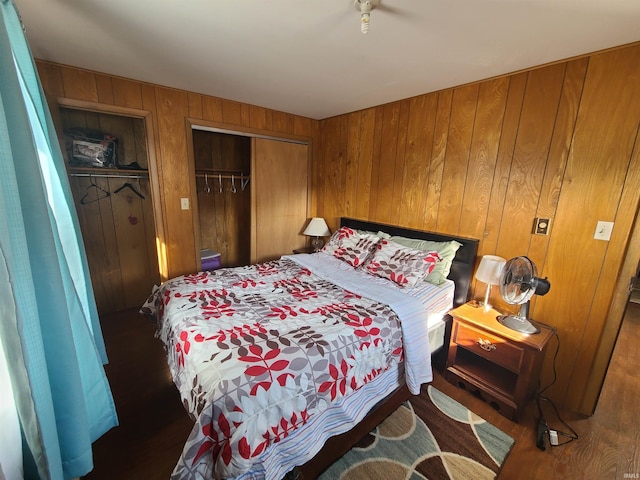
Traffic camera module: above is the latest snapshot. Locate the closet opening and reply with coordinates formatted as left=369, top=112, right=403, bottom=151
left=58, top=104, right=161, bottom=315
left=191, top=129, right=252, bottom=269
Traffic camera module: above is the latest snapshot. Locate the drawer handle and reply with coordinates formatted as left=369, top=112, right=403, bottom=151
left=477, top=338, right=496, bottom=352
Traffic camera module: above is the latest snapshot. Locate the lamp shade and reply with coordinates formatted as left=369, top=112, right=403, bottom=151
left=303, top=217, right=331, bottom=237
left=475, top=255, right=506, bottom=285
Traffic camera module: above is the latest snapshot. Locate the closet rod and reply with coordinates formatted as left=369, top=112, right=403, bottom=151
left=70, top=172, right=148, bottom=180
left=194, top=173, right=249, bottom=180
left=195, top=172, right=251, bottom=190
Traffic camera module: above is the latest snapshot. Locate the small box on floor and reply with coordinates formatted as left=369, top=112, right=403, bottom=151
left=200, top=249, right=221, bottom=271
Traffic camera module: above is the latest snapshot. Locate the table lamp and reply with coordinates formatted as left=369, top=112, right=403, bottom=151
left=475, top=255, right=507, bottom=312
left=303, top=217, right=331, bottom=252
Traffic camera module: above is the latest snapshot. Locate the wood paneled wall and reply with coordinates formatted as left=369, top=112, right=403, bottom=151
left=315, top=43, right=640, bottom=414
left=37, top=60, right=317, bottom=281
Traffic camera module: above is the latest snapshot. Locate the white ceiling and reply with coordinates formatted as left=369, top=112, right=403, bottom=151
left=14, top=0, right=640, bottom=120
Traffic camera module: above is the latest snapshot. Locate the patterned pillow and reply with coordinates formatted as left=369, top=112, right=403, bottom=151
left=363, top=239, right=441, bottom=287
left=390, top=236, right=462, bottom=285
left=322, top=226, right=381, bottom=267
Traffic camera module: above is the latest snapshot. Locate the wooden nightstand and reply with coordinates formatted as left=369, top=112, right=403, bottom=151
left=293, top=247, right=315, bottom=254
left=445, top=302, right=556, bottom=421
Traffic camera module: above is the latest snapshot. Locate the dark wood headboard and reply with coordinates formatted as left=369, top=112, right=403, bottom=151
left=340, top=217, right=479, bottom=306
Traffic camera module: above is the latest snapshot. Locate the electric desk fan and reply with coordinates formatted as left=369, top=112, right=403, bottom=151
left=497, top=256, right=550, bottom=334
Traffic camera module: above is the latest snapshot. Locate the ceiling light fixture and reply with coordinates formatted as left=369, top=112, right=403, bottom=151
left=354, top=0, right=376, bottom=34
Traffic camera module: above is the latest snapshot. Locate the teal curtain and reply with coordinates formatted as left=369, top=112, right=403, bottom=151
left=0, top=1, right=118, bottom=478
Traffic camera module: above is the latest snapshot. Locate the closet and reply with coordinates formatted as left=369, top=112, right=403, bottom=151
left=191, top=129, right=310, bottom=269
left=192, top=129, right=252, bottom=268
left=59, top=106, right=160, bottom=315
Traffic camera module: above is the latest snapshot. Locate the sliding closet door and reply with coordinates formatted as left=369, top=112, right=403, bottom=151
left=251, top=138, right=309, bottom=263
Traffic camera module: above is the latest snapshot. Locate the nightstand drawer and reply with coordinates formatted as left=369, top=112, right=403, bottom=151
left=453, top=322, right=524, bottom=373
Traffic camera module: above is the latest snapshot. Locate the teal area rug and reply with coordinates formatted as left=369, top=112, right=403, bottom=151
left=319, top=385, right=514, bottom=479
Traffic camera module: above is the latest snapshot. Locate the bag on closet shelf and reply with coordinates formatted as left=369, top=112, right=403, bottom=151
left=64, top=127, right=118, bottom=168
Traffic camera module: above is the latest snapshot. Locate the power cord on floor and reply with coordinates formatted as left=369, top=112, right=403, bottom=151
left=535, top=331, right=579, bottom=450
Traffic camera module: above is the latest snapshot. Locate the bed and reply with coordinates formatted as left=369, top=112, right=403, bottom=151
left=142, top=217, right=479, bottom=479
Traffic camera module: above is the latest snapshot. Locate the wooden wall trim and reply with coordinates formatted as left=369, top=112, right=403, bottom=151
left=187, top=118, right=312, bottom=144
left=184, top=121, right=201, bottom=267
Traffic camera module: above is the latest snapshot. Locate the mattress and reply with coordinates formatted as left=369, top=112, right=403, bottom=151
left=403, top=278, right=455, bottom=353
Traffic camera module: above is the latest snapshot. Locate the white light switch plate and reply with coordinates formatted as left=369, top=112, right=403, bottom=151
left=180, top=197, right=190, bottom=210
left=594, top=221, right=614, bottom=241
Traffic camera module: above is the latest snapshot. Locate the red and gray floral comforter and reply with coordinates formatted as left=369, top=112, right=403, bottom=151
left=142, top=254, right=432, bottom=479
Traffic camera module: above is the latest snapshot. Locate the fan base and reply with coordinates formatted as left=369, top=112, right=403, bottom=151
left=497, top=315, right=540, bottom=335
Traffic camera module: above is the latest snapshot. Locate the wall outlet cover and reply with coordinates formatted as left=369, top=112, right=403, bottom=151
left=594, top=221, right=614, bottom=241
left=533, top=218, right=550, bottom=235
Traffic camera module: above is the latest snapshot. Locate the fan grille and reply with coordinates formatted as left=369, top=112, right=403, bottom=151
left=499, top=256, right=537, bottom=305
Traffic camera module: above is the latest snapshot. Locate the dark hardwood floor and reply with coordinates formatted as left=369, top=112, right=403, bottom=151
left=84, top=303, right=640, bottom=479
left=83, top=310, right=193, bottom=480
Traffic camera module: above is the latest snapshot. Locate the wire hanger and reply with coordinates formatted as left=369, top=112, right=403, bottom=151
left=80, top=176, right=111, bottom=204
left=218, top=174, right=223, bottom=193
left=231, top=175, right=237, bottom=194
left=114, top=181, right=145, bottom=199
left=204, top=173, right=211, bottom=194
